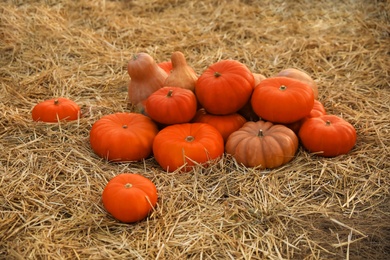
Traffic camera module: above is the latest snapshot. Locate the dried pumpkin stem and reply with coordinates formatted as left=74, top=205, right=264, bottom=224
left=214, top=72, right=222, bottom=78
left=185, top=136, right=195, bottom=142
left=167, top=89, right=174, bottom=97
left=325, top=120, right=332, bottom=126
left=279, top=85, right=287, bottom=91
left=122, top=125, right=128, bottom=129
left=257, top=129, right=264, bottom=137
left=124, top=183, right=132, bottom=189
left=54, top=99, right=59, bottom=105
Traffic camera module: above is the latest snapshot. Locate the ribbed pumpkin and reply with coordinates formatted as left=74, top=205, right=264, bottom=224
left=225, top=121, right=299, bottom=169
left=102, top=173, right=158, bottom=223
left=251, top=77, right=314, bottom=124
left=90, top=113, right=158, bottom=162
left=152, top=123, right=224, bottom=172
left=299, top=115, right=356, bottom=157
left=32, top=97, right=81, bottom=123
left=145, top=86, right=197, bottom=125
left=195, top=60, right=255, bottom=115
left=191, top=108, right=247, bottom=142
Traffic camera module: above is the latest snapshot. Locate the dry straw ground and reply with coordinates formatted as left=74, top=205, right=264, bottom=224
left=1, top=0, right=389, bottom=259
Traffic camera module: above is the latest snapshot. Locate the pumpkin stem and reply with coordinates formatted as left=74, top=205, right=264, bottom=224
left=325, top=120, right=331, bottom=126
left=257, top=129, right=264, bottom=137
left=185, top=136, right=195, bottom=142
left=124, top=183, right=132, bottom=189
left=167, top=89, right=174, bottom=97
left=54, top=99, right=59, bottom=105
left=279, top=85, right=287, bottom=91
left=214, top=72, right=222, bottom=78
left=122, top=125, right=128, bottom=129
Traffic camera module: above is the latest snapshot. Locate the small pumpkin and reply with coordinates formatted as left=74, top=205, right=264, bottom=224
left=299, top=115, right=357, bottom=157
left=225, top=121, right=299, bottom=169
left=191, top=108, right=247, bottom=143
left=158, top=61, right=173, bottom=74
left=145, top=86, right=197, bottom=125
left=153, top=123, right=224, bottom=172
left=163, top=51, right=198, bottom=92
left=32, top=97, right=81, bottom=122
left=251, top=77, right=315, bottom=124
left=195, top=60, right=255, bottom=115
left=285, top=99, right=326, bottom=134
left=127, top=53, right=168, bottom=107
left=102, top=173, right=158, bottom=223
left=276, top=68, right=318, bottom=99
left=90, top=113, right=158, bottom=162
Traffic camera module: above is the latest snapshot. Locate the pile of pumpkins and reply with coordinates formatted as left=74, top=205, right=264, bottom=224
left=31, top=51, right=357, bottom=223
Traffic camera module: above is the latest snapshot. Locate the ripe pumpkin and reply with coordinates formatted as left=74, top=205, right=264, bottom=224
left=191, top=108, right=247, bottom=143
left=195, top=60, right=255, bottom=115
left=225, top=121, right=299, bottom=169
left=145, top=86, right=197, bottom=125
left=285, top=99, right=326, bottom=134
left=276, top=68, right=319, bottom=99
left=158, top=61, right=173, bottom=74
left=299, top=115, right=357, bottom=157
left=163, top=51, right=198, bottom=92
left=153, top=123, right=224, bottom=172
left=102, top=173, right=158, bottom=223
left=251, top=77, right=315, bottom=124
left=32, top=97, right=81, bottom=122
left=127, top=53, right=168, bottom=107
left=90, top=113, right=158, bottom=162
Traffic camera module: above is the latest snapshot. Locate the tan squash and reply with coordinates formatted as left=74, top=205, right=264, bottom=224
left=164, top=51, right=198, bottom=92
left=127, top=53, right=168, bottom=107
left=253, top=73, right=266, bottom=86
left=276, top=68, right=319, bottom=99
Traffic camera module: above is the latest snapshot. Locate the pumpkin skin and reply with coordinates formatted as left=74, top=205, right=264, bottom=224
left=102, top=173, right=158, bottom=223
left=299, top=115, right=357, bottom=157
left=90, top=113, right=158, bottom=162
left=225, top=121, right=299, bottom=169
left=195, top=60, right=255, bottom=115
left=158, top=61, right=173, bottom=74
left=32, top=97, right=81, bottom=122
left=127, top=53, right=168, bottom=107
left=251, top=77, right=315, bottom=124
left=152, top=123, right=224, bottom=172
left=145, top=86, right=197, bottom=125
left=276, top=68, right=319, bottom=99
left=163, top=51, right=198, bottom=92
left=285, top=99, right=326, bottom=134
left=191, top=108, right=247, bottom=143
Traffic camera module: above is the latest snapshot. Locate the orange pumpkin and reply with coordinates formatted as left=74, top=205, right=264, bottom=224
left=275, top=68, right=319, bottom=99
left=32, top=97, right=81, bottom=122
left=225, top=121, right=299, bottom=169
left=145, top=86, right=197, bottom=125
left=158, top=61, right=173, bottom=74
left=90, top=113, right=158, bottom=162
left=191, top=108, right=247, bottom=142
left=152, top=123, right=224, bottom=172
left=102, top=173, right=158, bottom=223
left=195, top=60, right=255, bottom=115
left=299, top=115, right=357, bottom=157
left=251, top=77, right=315, bottom=124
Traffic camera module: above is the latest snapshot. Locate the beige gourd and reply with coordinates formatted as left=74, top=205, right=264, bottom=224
left=127, top=53, right=168, bottom=107
left=163, top=51, right=198, bottom=92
